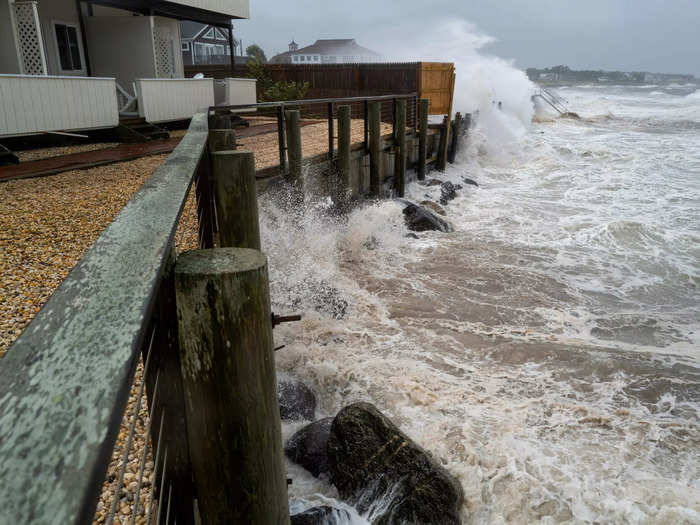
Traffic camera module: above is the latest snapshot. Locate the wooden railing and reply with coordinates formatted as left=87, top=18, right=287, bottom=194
left=0, top=93, right=470, bottom=525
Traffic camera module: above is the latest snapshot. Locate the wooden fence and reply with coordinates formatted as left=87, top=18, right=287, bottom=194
left=186, top=62, right=455, bottom=116
left=0, top=93, right=468, bottom=524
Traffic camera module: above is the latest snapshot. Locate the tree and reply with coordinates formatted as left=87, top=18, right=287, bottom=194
left=246, top=44, right=267, bottom=63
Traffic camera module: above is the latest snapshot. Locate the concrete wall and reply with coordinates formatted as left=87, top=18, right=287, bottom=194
left=0, top=0, right=22, bottom=74
left=85, top=15, right=155, bottom=93
left=36, top=0, right=86, bottom=76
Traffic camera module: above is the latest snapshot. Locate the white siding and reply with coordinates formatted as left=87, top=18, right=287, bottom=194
left=135, top=78, right=214, bottom=123
left=169, top=0, right=249, bottom=18
left=0, top=74, right=118, bottom=137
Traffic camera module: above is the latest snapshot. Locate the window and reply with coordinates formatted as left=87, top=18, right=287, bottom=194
left=54, top=22, right=82, bottom=71
left=300, top=55, right=305, bottom=62
left=182, top=42, right=190, bottom=52
left=314, top=56, right=319, bottom=61
left=215, top=28, right=227, bottom=41
left=203, top=28, right=215, bottom=39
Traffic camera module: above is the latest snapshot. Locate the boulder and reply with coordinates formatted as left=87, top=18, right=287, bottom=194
left=327, top=403, right=463, bottom=525
left=420, top=200, right=446, bottom=216
left=400, top=201, right=452, bottom=233
left=284, top=417, right=333, bottom=477
left=440, top=181, right=457, bottom=205
left=290, top=506, right=351, bottom=525
left=419, top=178, right=443, bottom=187
left=278, top=379, right=317, bottom=421
left=462, top=177, right=479, bottom=187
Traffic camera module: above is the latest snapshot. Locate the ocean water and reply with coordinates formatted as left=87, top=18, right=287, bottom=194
left=262, top=83, right=700, bottom=524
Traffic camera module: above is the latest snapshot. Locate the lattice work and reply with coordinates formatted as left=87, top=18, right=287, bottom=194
left=13, top=1, right=47, bottom=75
left=153, top=26, right=174, bottom=79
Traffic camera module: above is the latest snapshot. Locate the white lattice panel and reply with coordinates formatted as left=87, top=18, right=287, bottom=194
left=13, top=1, right=47, bottom=76
left=153, top=25, right=174, bottom=78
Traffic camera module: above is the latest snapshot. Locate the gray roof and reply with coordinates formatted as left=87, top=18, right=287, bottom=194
left=180, top=21, right=207, bottom=39
left=294, top=39, right=378, bottom=57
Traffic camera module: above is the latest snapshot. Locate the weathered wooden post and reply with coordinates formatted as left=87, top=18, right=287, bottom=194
left=209, top=129, right=236, bottom=153
left=368, top=101, right=382, bottom=197
left=438, top=115, right=449, bottom=171
left=418, top=98, right=429, bottom=181
left=277, top=105, right=287, bottom=175
left=175, top=248, right=290, bottom=525
left=211, top=150, right=261, bottom=250
left=394, top=99, right=406, bottom=197
left=448, top=112, right=462, bottom=164
left=336, top=105, right=351, bottom=204
left=285, top=109, right=303, bottom=187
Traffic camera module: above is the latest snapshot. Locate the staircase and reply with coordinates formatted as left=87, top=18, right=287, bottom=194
left=117, top=118, right=170, bottom=143
left=0, top=143, right=19, bottom=166
left=533, top=87, right=578, bottom=118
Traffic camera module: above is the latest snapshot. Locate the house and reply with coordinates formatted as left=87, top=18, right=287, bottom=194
left=269, top=39, right=379, bottom=64
left=181, top=21, right=233, bottom=65
left=0, top=0, right=254, bottom=138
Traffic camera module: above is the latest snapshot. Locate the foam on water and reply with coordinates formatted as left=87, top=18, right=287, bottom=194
left=258, top=23, right=700, bottom=524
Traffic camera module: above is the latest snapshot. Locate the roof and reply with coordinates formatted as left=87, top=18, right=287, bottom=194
left=181, top=21, right=207, bottom=39
left=293, top=39, right=378, bottom=57
left=269, top=39, right=378, bottom=63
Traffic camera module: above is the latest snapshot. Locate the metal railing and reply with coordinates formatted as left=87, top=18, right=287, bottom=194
left=534, top=87, right=570, bottom=115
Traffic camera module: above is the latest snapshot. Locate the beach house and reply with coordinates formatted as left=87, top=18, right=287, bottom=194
left=0, top=0, right=253, bottom=137
left=269, top=39, right=379, bottom=64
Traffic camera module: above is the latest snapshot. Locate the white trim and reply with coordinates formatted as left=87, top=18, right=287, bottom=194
left=0, top=73, right=115, bottom=80
left=203, top=27, right=215, bottom=39
left=214, top=28, right=227, bottom=41
left=182, top=41, right=190, bottom=51
left=51, top=19, right=86, bottom=75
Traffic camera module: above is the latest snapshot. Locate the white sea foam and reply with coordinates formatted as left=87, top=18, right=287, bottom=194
left=261, top=23, right=700, bottom=525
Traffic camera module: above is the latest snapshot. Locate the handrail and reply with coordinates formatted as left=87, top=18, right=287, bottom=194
left=0, top=113, right=209, bottom=524
left=534, top=87, right=569, bottom=115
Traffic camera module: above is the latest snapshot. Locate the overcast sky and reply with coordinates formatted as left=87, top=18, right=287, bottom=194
left=234, top=0, right=699, bottom=76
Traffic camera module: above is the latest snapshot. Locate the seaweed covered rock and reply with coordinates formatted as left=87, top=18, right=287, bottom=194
left=420, top=200, right=447, bottom=216
left=284, top=417, right=332, bottom=477
left=401, top=201, right=452, bottom=233
left=290, top=506, right=351, bottom=525
left=278, top=379, right=317, bottom=421
left=327, top=403, right=463, bottom=525
left=462, top=177, right=479, bottom=187
left=440, top=181, right=457, bottom=205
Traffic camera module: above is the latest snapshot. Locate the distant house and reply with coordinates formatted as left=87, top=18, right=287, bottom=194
left=270, top=39, right=379, bottom=64
left=180, top=21, right=234, bottom=66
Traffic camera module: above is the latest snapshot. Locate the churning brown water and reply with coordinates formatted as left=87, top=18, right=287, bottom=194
left=263, top=84, right=700, bottom=524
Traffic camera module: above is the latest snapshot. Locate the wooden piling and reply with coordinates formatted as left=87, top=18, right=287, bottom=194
left=438, top=115, right=449, bottom=171
left=418, top=98, right=429, bottom=181
left=211, top=150, right=261, bottom=250
left=208, top=129, right=236, bottom=153
left=448, top=112, right=462, bottom=164
left=175, top=248, right=290, bottom=525
left=394, top=99, right=406, bottom=197
left=368, top=101, right=382, bottom=197
left=285, top=109, right=303, bottom=187
left=336, top=105, right=351, bottom=203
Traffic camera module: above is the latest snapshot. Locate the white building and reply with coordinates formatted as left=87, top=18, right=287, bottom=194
left=270, top=39, right=379, bottom=64
left=0, top=0, right=254, bottom=137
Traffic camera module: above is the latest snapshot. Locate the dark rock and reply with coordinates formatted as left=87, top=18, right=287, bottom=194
left=400, top=201, right=452, bottom=233
left=290, top=506, right=351, bottom=525
left=462, top=177, right=479, bottom=187
left=278, top=379, right=317, bottom=421
left=455, top=184, right=463, bottom=190
left=419, top=178, right=443, bottom=187
left=327, top=403, right=464, bottom=525
left=420, top=200, right=447, bottom=216
left=440, top=181, right=457, bottom=205
left=288, top=280, right=348, bottom=319
left=363, top=235, right=379, bottom=250
left=404, top=233, right=419, bottom=239
left=284, top=417, right=332, bottom=477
